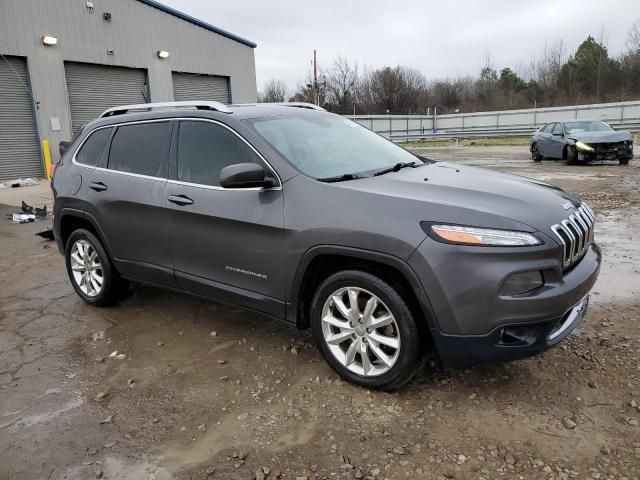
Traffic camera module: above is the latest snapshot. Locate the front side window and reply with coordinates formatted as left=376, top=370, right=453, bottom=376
left=552, top=123, right=564, bottom=135
left=176, top=121, right=262, bottom=187
left=245, top=114, right=421, bottom=180
left=75, top=127, right=112, bottom=166
left=542, top=123, right=555, bottom=133
left=107, top=122, right=171, bottom=177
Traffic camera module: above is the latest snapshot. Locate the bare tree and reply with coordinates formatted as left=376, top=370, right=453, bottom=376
left=626, top=18, right=640, bottom=53
left=323, top=56, right=359, bottom=114
left=259, top=79, right=289, bottom=103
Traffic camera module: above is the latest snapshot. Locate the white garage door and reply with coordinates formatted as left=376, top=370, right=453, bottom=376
left=0, top=55, right=42, bottom=180
left=65, top=62, right=148, bottom=133
left=172, top=72, right=230, bottom=103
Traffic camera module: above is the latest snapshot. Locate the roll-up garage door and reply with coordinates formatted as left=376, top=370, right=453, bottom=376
left=172, top=72, right=230, bottom=103
left=65, top=62, right=148, bottom=133
left=0, top=55, right=42, bottom=180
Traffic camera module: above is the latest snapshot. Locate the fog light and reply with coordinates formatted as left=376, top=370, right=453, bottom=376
left=500, top=271, right=543, bottom=296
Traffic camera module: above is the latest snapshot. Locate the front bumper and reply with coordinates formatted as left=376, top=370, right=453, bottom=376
left=408, top=236, right=601, bottom=368
left=578, top=145, right=633, bottom=162
left=432, top=295, right=589, bottom=367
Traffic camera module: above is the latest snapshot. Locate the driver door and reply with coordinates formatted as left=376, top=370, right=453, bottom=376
left=164, top=119, right=286, bottom=318
left=549, top=123, right=566, bottom=159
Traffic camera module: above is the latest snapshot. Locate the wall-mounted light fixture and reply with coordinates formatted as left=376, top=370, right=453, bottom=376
left=42, top=35, right=58, bottom=46
left=157, top=50, right=170, bottom=59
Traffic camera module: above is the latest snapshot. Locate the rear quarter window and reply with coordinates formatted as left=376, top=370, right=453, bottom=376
left=75, top=128, right=112, bottom=166
left=107, top=122, right=171, bottom=177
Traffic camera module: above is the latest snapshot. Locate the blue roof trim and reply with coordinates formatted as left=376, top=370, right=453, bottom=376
left=137, top=0, right=257, bottom=48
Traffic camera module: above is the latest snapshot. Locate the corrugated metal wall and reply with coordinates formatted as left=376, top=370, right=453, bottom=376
left=65, top=62, right=147, bottom=133
left=172, top=72, right=230, bottom=103
left=0, top=0, right=257, bottom=177
left=0, top=55, right=42, bottom=179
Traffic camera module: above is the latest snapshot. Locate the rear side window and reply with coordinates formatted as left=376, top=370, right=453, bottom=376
left=176, top=121, right=262, bottom=187
left=75, top=128, right=112, bottom=166
left=107, top=122, right=171, bottom=177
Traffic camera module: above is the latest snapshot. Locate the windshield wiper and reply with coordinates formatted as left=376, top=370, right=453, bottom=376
left=373, top=161, right=416, bottom=177
left=317, top=173, right=362, bottom=183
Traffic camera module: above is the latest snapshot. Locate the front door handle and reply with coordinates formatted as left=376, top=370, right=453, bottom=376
left=167, top=194, right=194, bottom=206
left=89, top=181, right=108, bottom=192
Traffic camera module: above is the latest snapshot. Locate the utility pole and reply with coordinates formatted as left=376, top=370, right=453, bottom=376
left=313, top=50, right=319, bottom=106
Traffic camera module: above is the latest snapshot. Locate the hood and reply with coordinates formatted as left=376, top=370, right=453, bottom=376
left=340, top=162, right=582, bottom=235
left=568, top=130, right=631, bottom=143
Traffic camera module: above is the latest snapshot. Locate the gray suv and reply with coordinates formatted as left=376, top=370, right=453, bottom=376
left=53, top=101, right=601, bottom=390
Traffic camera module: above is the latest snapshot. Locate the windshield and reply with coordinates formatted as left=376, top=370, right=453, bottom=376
left=564, top=121, right=613, bottom=134
left=245, top=114, right=421, bottom=179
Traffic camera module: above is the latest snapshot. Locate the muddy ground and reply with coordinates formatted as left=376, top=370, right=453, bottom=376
left=1, top=147, right=639, bottom=480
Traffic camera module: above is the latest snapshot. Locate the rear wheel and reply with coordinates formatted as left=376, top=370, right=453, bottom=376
left=310, top=270, right=423, bottom=391
left=531, top=143, right=543, bottom=162
left=65, top=229, right=127, bottom=306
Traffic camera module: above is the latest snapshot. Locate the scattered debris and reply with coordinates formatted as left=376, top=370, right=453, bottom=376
left=99, top=414, right=116, bottom=424
left=35, top=227, right=54, bottom=240
left=0, top=178, right=39, bottom=189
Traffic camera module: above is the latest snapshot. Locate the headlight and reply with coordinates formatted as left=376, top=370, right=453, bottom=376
left=575, top=141, right=594, bottom=152
left=430, top=225, right=542, bottom=246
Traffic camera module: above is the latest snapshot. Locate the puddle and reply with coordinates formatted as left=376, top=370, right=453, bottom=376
left=589, top=209, right=640, bottom=304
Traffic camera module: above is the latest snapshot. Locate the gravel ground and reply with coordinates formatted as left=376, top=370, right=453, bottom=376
left=1, top=146, right=639, bottom=480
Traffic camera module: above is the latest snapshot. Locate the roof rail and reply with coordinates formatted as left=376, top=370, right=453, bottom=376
left=99, top=101, right=232, bottom=118
left=234, top=102, right=326, bottom=112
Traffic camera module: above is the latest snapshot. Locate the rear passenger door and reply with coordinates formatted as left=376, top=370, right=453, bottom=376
left=164, top=119, right=285, bottom=318
left=85, top=120, right=176, bottom=287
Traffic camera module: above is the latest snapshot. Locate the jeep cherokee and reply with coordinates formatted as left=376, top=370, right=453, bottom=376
left=52, top=101, right=601, bottom=390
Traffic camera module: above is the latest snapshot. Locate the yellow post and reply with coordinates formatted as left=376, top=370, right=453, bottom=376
left=42, top=140, right=52, bottom=180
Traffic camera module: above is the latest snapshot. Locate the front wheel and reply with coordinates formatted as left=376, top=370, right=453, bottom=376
left=566, top=145, right=577, bottom=165
left=619, top=156, right=631, bottom=165
left=310, top=270, right=423, bottom=391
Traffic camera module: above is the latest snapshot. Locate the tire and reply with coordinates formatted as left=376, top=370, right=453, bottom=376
left=566, top=145, right=577, bottom=165
left=619, top=156, right=630, bottom=165
left=65, top=229, right=126, bottom=306
left=531, top=143, right=543, bottom=162
left=310, top=270, right=423, bottom=391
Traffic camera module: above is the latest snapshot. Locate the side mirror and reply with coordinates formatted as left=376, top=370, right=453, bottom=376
left=219, top=163, right=277, bottom=189
left=59, top=140, right=71, bottom=157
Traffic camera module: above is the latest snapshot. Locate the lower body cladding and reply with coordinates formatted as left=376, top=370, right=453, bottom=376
left=408, top=239, right=602, bottom=368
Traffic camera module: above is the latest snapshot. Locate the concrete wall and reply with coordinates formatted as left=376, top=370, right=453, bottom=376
left=0, top=0, right=257, bottom=163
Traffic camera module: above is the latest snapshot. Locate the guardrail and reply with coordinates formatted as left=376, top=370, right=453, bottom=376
left=347, top=100, right=640, bottom=140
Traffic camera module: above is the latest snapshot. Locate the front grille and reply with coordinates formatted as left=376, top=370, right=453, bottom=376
left=550, top=203, right=595, bottom=268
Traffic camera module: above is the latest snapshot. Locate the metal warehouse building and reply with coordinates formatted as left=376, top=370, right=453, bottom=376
left=0, top=0, right=257, bottom=180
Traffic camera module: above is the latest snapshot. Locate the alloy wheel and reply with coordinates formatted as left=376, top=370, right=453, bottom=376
left=321, top=287, right=400, bottom=376
left=70, top=239, right=103, bottom=297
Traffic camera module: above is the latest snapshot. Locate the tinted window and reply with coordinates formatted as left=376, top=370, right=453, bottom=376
left=107, top=122, right=171, bottom=177
left=75, top=128, right=112, bottom=166
left=552, top=123, right=563, bottom=135
left=177, top=121, right=262, bottom=186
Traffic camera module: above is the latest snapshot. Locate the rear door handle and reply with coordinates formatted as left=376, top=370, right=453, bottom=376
left=89, top=181, right=108, bottom=192
left=167, top=194, right=194, bottom=206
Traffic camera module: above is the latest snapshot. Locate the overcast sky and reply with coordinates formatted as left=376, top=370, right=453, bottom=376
left=161, top=0, right=640, bottom=92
